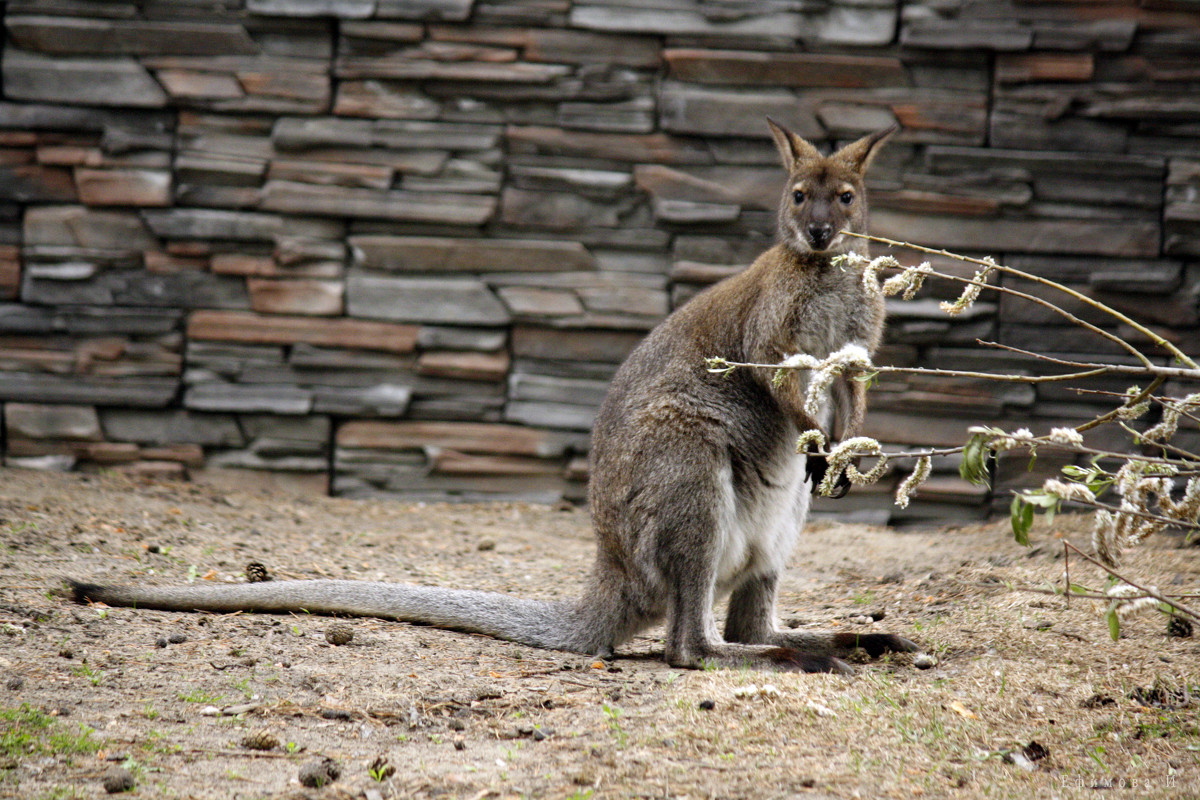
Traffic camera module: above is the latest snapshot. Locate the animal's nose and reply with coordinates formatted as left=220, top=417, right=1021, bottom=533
left=807, top=224, right=833, bottom=247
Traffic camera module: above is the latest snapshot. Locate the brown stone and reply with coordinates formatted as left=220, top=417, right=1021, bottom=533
left=211, top=254, right=277, bottom=277
left=247, top=279, right=345, bottom=316
left=507, top=125, right=713, bottom=165
left=430, top=450, right=562, bottom=476
left=139, top=443, right=205, bottom=467
left=156, top=70, right=244, bottom=100
left=74, top=168, right=171, bottom=207
left=335, top=57, right=570, bottom=83
left=351, top=234, right=596, bottom=273
left=995, top=53, right=1094, bottom=83
left=0, top=245, right=20, bottom=301
left=871, top=209, right=1160, bottom=258
left=333, top=81, right=440, bottom=120
left=337, top=420, right=570, bottom=457
left=660, top=83, right=821, bottom=139
left=188, top=310, right=418, bottom=353
left=664, top=49, right=907, bottom=89
left=498, top=286, right=584, bottom=317
left=511, top=325, right=642, bottom=363
left=417, top=350, right=511, bottom=382
left=267, top=159, right=393, bottom=190
left=261, top=181, right=496, bottom=226
left=1, top=164, right=77, bottom=202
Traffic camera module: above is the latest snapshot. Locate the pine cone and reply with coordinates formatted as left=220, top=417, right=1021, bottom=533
left=244, top=562, right=270, bottom=583
left=1167, top=615, right=1194, bottom=638
left=240, top=730, right=279, bottom=751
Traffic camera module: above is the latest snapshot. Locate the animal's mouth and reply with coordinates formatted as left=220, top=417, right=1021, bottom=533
left=807, top=231, right=844, bottom=253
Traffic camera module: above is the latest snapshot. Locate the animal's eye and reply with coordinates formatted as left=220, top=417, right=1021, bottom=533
left=840, top=191, right=854, bottom=205
left=792, top=190, right=805, bottom=204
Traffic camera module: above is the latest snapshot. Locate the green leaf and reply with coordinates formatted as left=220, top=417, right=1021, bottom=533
left=1068, top=583, right=1092, bottom=595
left=1010, top=495, right=1033, bottom=546
left=1106, top=606, right=1121, bottom=641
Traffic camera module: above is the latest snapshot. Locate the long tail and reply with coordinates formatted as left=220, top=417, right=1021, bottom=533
left=68, top=579, right=603, bottom=654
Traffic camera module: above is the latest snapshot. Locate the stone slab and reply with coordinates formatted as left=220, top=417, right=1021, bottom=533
left=262, top=181, right=497, bottom=226
left=188, top=310, right=418, bottom=353
left=350, top=235, right=596, bottom=273
left=346, top=275, right=510, bottom=325
left=3, top=49, right=168, bottom=108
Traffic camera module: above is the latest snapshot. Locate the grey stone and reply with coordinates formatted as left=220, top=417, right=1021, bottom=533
left=313, top=384, right=412, bottom=416
left=262, top=181, right=497, bottom=226
left=347, top=275, right=510, bottom=325
left=5, top=403, right=101, bottom=440
left=508, top=165, right=634, bottom=201
left=241, top=414, right=331, bottom=443
left=141, top=209, right=342, bottom=242
left=660, top=83, right=821, bottom=139
left=23, top=269, right=249, bottom=310
left=352, top=235, right=597, bottom=273
left=505, top=400, right=596, bottom=432
left=99, top=408, right=245, bottom=447
left=0, top=373, right=178, bottom=407
left=7, top=15, right=260, bottom=56
left=24, top=206, right=157, bottom=251
left=3, top=49, right=168, bottom=108
left=508, top=373, right=609, bottom=407
left=375, top=0, right=475, bottom=21
left=273, top=116, right=501, bottom=151
left=247, top=0, right=376, bottom=17
left=557, top=97, right=656, bottom=134
left=184, top=383, right=314, bottom=414
left=417, top=326, right=507, bottom=352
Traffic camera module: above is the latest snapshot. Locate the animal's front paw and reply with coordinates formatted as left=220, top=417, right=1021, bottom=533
left=804, top=453, right=852, bottom=498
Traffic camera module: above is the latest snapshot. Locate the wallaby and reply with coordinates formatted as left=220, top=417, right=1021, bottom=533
left=69, top=120, right=917, bottom=673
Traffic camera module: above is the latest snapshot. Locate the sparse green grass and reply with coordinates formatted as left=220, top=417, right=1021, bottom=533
left=0, top=705, right=100, bottom=761
left=178, top=689, right=224, bottom=704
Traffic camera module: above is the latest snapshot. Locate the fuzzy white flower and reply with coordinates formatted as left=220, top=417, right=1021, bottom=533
left=894, top=456, right=932, bottom=509
left=1047, top=427, right=1084, bottom=447
left=1116, top=385, right=1151, bottom=421
left=819, top=436, right=887, bottom=495
left=859, top=254, right=901, bottom=296
left=780, top=353, right=820, bottom=369
left=881, top=261, right=934, bottom=301
left=939, top=256, right=996, bottom=316
left=1042, top=479, right=1095, bottom=504
left=802, top=344, right=873, bottom=420
left=795, top=429, right=827, bottom=454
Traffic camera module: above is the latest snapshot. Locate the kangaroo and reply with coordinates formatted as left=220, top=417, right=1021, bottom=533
left=70, top=120, right=917, bottom=673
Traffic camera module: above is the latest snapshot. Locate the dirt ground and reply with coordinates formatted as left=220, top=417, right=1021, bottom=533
left=0, top=467, right=1197, bottom=800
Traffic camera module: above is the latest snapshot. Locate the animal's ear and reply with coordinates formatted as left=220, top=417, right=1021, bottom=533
left=766, top=117, right=822, bottom=170
left=833, top=125, right=898, bottom=175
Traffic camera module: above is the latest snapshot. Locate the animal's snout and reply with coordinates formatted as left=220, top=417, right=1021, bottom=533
left=807, top=224, right=834, bottom=250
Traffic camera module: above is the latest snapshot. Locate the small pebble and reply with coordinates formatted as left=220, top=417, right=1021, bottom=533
left=447, top=718, right=466, bottom=731
left=58, top=648, right=74, bottom=659
left=102, top=767, right=135, bottom=794
left=325, top=624, right=353, bottom=646
left=453, top=739, right=466, bottom=751
left=698, top=699, right=715, bottom=710
left=155, top=637, right=168, bottom=649
left=167, top=632, right=187, bottom=644
left=913, top=653, right=937, bottom=669
left=5, top=676, right=24, bottom=691
left=477, top=539, right=496, bottom=552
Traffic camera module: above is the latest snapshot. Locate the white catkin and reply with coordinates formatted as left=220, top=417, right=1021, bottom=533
left=795, top=429, right=827, bottom=454
left=939, top=257, right=996, bottom=316
left=879, top=261, right=933, bottom=301
left=894, top=456, right=932, bottom=509
left=781, top=353, right=820, bottom=369
left=860, top=254, right=901, bottom=297
left=1043, top=479, right=1096, bottom=504
left=1092, top=510, right=1119, bottom=567
left=819, top=436, right=885, bottom=495
left=1116, top=385, right=1151, bottom=421
left=1114, top=596, right=1160, bottom=620
left=802, top=344, right=873, bottom=420
left=1047, top=427, right=1084, bottom=446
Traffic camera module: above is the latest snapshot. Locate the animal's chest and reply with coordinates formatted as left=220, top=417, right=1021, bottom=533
left=787, top=276, right=867, bottom=359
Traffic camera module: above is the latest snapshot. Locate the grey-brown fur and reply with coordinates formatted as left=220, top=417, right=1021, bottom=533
left=70, top=121, right=917, bottom=673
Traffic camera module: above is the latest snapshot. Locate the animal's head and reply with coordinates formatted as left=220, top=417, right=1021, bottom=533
left=767, top=119, right=896, bottom=256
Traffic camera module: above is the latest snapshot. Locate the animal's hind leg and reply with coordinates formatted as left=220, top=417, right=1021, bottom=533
left=727, top=574, right=920, bottom=659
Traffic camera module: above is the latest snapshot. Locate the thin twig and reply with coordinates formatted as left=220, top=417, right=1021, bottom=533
left=1064, top=541, right=1070, bottom=610
left=1063, top=540, right=1200, bottom=623
left=844, top=230, right=1199, bottom=368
